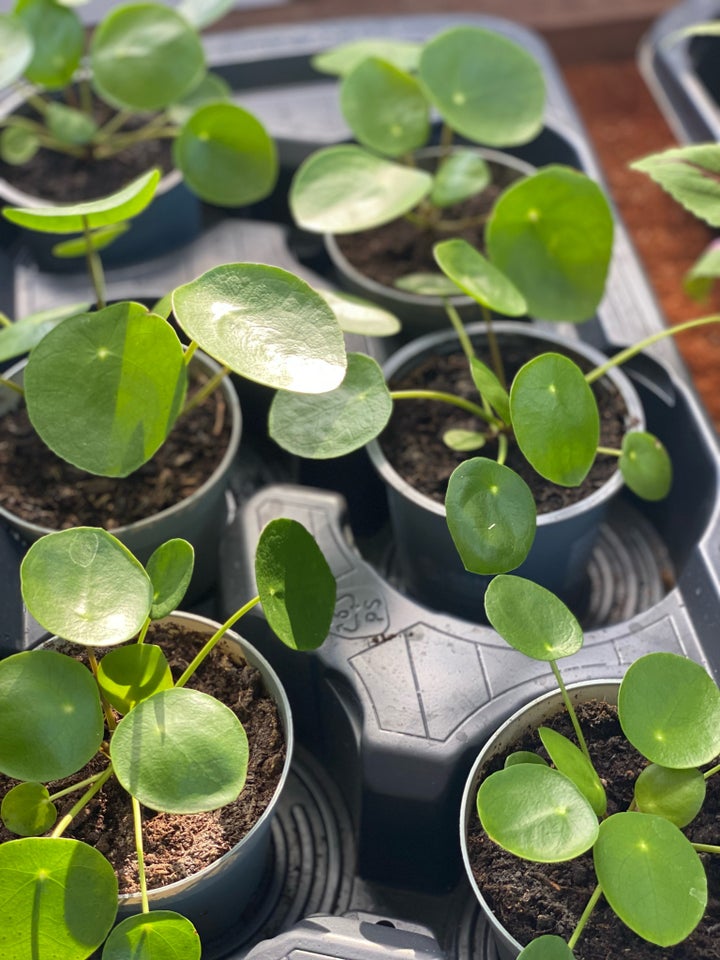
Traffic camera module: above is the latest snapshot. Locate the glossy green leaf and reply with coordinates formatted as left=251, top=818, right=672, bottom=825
left=0, top=14, right=33, bottom=88
left=21, top=527, right=153, bottom=647
left=146, top=539, right=194, bottom=619
left=684, top=239, right=720, bottom=300
left=317, top=289, right=401, bottom=336
left=111, top=687, right=248, bottom=813
left=312, top=39, right=422, bottom=77
left=510, top=353, right=599, bottom=485
left=1, top=782, right=57, bottom=837
left=289, top=145, right=432, bottom=233
left=594, top=812, right=706, bottom=946
left=96, top=644, right=173, bottom=715
left=487, top=166, right=613, bottom=321
left=255, top=517, right=336, bottom=651
left=445, top=458, right=536, bottom=574
left=434, top=238, right=526, bottom=315
left=173, top=262, right=346, bottom=393
left=393, top=272, right=461, bottom=296
left=103, top=911, right=201, bottom=960
left=0, top=301, right=88, bottom=361
left=477, top=764, right=599, bottom=861
left=46, top=102, right=97, bottom=146
left=173, top=102, right=278, bottom=207
left=518, top=936, right=576, bottom=960
left=539, top=726, right=606, bottom=816
left=418, top=26, right=545, bottom=146
left=268, top=352, right=391, bottom=458
left=52, top=223, right=129, bottom=258
left=469, top=357, right=511, bottom=423
left=484, top=575, right=584, bottom=660
left=0, top=649, right=103, bottom=781
left=504, top=751, right=547, bottom=768
left=634, top=764, right=706, bottom=828
left=430, top=149, right=492, bottom=207
left=0, top=124, right=39, bottom=164
left=340, top=57, right=428, bottom=157
left=443, top=428, right=486, bottom=452
left=90, top=2, right=205, bottom=111
left=618, top=652, right=720, bottom=767
left=15, top=0, right=83, bottom=89
left=0, top=837, right=118, bottom=960
left=25, top=302, right=187, bottom=476
left=619, top=431, right=672, bottom=501
left=632, top=144, right=720, bottom=227
left=177, top=0, right=234, bottom=30
left=3, top=167, right=160, bottom=233
left=167, top=71, right=231, bottom=125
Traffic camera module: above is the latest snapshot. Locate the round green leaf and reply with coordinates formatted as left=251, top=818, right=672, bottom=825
left=172, top=262, right=346, bottom=393
left=90, top=2, right=205, bottom=111
left=510, top=353, right=599, bottom=486
left=487, top=166, right=614, bottom=322
left=0, top=649, right=103, bottom=781
left=594, top=812, right=707, bottom=946
left=269, top=352, right=392, bottom=458
left=340, top=57, right=428, bottom=158
left=146, top=539, right=194, bottom=619
left=317, top=289, right=401, bottom=337
left=443, top=428, right=486, bottom=452
left=96, top=644, right=173, bottom=715
left=0, top=301, right=89, bottom=362
left=518, top=936, right=576, bottom=960
left=538, top=726, right=607, bottom=817
left=15, top=0, right=84, bottom=89
left=46, top=102, right=98, bottom=147
left=0, top=124, right=38, bottom=164
left=418, top=26, right=545, bottom=146
left=0, top=837, right=118, bottom=960
left=434, top=238, right=526, bottom=316
left=111, top=687, right=248, bottom=813
left=430, top=149, right=491, bottom=208
left=618, top=652, right=720, bottom=767
left=393, top=272, right=461, bottom=296
left=484, top=575, right=584, bottom=660
left=21, top=527, right=153, bottom=647
left=445, top=458, right=536, bottom=575
left=0, top=14, right=33, bottom=88
left=255, top=517, right=336, bottom=651
left=1, top=782, right=57, bottom=836
left=312, top=39, right=422, bottom=77
left=52, top=223, right=130, bottom=258
left=3, top=167, right=160, bottom=233
left=289, top=145, right=432, bottom=233
left=25, top=302, right=187, bottom=477
left=103, top=911, right=201, bottom=960
left=477, top=764, right=599, bottom=861
left=504, top=751, right=547, bottom=769
left=173, top=102, right=278, bottom=207
left=634, top=764, right=706, bottom=828
left=619, top=431, right=672, bottom=501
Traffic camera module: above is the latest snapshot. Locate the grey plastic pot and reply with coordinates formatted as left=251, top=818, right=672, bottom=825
left=365, top=322, right=645, bottom=622
left=0, top=351, right=241, bottom=602
left=460, top=679, right=621, bottom=960
left=324, top=147, right=534, bottom=336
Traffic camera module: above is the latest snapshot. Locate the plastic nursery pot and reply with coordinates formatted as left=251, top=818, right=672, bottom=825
left=0, top=352, right=241, bottom=603
left=460, top=679, right=621, bottom=960
left=324, top=147, right=534, bottom=336
left=365, top=322, right=645, bottom=622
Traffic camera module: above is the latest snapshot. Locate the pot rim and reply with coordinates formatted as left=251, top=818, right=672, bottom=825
left=0, top=349, right=242, bottom=540
left=365, top=320, right=645, bottom=526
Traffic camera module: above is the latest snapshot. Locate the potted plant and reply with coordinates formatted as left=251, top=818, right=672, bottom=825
left=461, top=572, right=720, bottom=959
left=288, top=27, right=614, bottom=333
left=0, top=516, right=337, bottom=959
left=0, top=0, right=278, bottom=266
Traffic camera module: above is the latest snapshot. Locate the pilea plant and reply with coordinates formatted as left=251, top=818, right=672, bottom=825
left=0, top=518, right=336, bottom=960
left=0, top=0, right=277, bottom=209
left=471, top=573, right=720, bottom=958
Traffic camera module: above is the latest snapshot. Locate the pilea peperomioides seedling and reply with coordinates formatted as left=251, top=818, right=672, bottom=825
left=0, top=519, right=337, bottom=960
left=0, top=0, right=278, bottom=208
left=470, top=573, right=720, bottom=958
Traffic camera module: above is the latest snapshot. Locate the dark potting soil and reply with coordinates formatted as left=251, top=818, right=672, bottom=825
left=0, top=622, right=286, bottom=894
left=466, top=700, right=720, bottom=960
left=334, top=158, right=523, bottom=289
left=380, top=340, right=631, bottom=512
left=0, top=375, right=232, bottom=529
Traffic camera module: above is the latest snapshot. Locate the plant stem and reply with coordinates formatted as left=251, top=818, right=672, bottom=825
left=183, top=342, right=198, bottom=365
left=181, top=364, right=231, bottom=417
left=550, top=660, right=592, bottom=762
left=174, top=596, right=261, bottom=688
left=82, top=215, right=106, bottom=309
left=137, top=618, right=151, bottom=645
left=48, top=772, right=106, bottom=803
left=132, top=797, right=150, bottom=913
left=497, top=433, right=508, bottom=467
left=79, top=75, right=93, bottom=117
left=568, top=883, right=603, bottom=950
left=692, top=843, right=720, bottom=855
left=0, top=377, right=24, bottom=396
left=390, top=388, right=501, bottom=427
left=439, top=121, right=454, bottom=154
left=586, top=315, right=720, bottom=384
left=704, top=762, right=720, bottom=780
left=480, top=303, right=506, bottom=390
left=445, top=300, right=476, bottom=362
left=596, top=446, right=621, bottom=457
left=94, top=108, right=133, bottom=142
left=87, top=650, right=116, bottom=733
left=51, top=763, right=113, bottom=838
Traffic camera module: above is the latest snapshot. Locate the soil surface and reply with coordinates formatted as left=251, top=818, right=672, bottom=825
left=466, top=699, right=720, bottom=960
left=0, top=622, right=286, bottom=894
